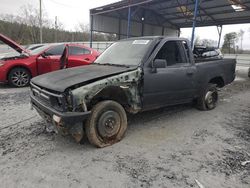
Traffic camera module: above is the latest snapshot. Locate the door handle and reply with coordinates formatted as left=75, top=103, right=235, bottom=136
left=84, top=58, right=90, bottom=61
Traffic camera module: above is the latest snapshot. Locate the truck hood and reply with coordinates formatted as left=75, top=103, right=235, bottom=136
left=0, top=33, right=30, bottom=55
left=31, top=64, right=136, bottom=92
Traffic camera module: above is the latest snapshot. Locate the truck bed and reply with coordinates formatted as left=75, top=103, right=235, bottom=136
left=195, top=58, right=236, bottom=87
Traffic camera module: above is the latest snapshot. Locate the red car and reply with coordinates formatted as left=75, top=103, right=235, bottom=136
left=0, top=34, right=100, bottom=87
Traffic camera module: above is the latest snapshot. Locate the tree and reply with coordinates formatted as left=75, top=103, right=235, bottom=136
left=238, top=29, right=244, bottom=51
left=20, top=4, right=52, bottom=43
left=0, top=4, right=53, bottom=44
left=222, top=32, right=239, bottom=54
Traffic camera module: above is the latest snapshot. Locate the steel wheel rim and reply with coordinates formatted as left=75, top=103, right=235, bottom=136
left=11, top=70, right=29, bottom=87
left=205, top=90, right=218, bottom=109
left=97, top=110, right=121, bottom=140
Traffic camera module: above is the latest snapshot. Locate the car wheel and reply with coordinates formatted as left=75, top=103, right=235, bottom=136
left=8, top=67, right=31, bottom=87
left=196, top=84, right=218, bottom=111
left=86, top=100, right=127, bottom=148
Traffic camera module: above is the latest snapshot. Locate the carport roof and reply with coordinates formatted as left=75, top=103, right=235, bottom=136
left=90, top=0, right=250, bottom=28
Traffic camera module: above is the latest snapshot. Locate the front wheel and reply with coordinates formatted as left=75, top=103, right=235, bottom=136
left=85, top=100, right=127, bottom=148
left=196, top=84, right=218, bottom=111
left=8, top=67, right=31, bottom=87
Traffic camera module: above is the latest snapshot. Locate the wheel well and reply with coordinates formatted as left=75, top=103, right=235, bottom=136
left=7, top=66, right=32, bottom=80
left=89, top=86, right=129, bottom=110
left=209, top=77, right=224, bottom=88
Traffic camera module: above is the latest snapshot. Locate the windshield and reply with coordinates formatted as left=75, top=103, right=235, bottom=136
left=29, top=44, right=53, bottom=55
left=95, top=39, right=153, bottom=66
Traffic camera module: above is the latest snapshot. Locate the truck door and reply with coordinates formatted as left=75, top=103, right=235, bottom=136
left=36, top=44, right=64, bottom=75
left=143, top=40, right=197, bottom=109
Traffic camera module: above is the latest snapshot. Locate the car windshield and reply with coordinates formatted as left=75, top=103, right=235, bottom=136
left=95, top=39, right=153, bottom=66
left=29, top=44, right=53, bottom=55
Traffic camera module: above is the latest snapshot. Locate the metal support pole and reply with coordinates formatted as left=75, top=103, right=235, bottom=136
left=55, top=16, right=58, bottom=42
left=178, top=28, right=181, bottom=37
left=118, top=18, right=121, bottom=40
left=190, top=0, right=199, bottom=49
left=162, top=27, right=165, bottom=35
left=39, top=0, right=43, bottom=43
left=127, top=3, right=131, bottom=38
left=141, top=22, right=144, bottom=36
left=217, top=25, right=223, bottom=48
left=90, top=14, right=93, bottom=48
left=141, top=9, right=145, bottom=36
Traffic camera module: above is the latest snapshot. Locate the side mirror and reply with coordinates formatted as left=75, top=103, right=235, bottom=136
left=153, top=59, right=167, bottom=68
left=150, top=59, right=167, bottom=73
left=41, top=52, right=48, bottom=58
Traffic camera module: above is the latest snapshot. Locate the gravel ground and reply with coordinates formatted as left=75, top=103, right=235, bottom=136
left=0, top=67, right=250, bottom=188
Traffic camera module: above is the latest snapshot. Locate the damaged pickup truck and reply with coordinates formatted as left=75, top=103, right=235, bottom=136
left=30, top=37, right=236, bottom=147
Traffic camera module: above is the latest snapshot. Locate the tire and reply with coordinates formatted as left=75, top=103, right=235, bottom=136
left=196, top=84, right=218, bottom=111
left=248, top=68, right=250, bottom=78
left=8, top=67, right=31, bottom=87
left=86, top=100, right=127, bottom=148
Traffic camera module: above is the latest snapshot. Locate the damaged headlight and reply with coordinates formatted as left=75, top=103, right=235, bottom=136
left=65, top=91, right=74, bottom=111
left=57, top=97, right=63, bottom=106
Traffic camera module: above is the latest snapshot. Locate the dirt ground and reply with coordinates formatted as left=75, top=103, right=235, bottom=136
left=0, top=67, right=250, bottom=188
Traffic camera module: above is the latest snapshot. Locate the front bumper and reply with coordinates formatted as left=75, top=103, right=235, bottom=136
left=30, top=94, right=91, bottom=124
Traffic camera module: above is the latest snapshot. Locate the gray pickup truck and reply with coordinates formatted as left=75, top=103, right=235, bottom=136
left=30, top=37, right=236, bottom=147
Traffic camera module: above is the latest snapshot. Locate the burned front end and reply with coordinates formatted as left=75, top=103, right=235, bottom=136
left=30, top=68, right=143, bottom=142
left=30, top=82, right=90, bottom=141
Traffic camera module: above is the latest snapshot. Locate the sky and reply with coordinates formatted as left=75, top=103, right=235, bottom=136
left=0, top=0, right=250, bottom=49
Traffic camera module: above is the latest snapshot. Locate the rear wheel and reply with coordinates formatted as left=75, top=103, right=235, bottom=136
left=86, top=100, right=127, bottom=148
left=8, top=67, right=31, bottom=87
left=196, top=84, right=218, bottom=111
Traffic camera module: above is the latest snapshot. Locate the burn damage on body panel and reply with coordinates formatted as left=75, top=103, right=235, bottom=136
left=70, top=68, right=143, bottom=114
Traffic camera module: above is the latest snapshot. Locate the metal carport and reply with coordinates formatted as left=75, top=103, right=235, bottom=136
left=90, top=0, right=250, bottom=48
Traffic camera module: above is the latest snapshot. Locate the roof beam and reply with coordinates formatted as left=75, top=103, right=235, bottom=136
left=164, top=8, right=250, bottom=21
left=180, top=15, right=250, bottom=27
left=159, top=0, right=250, bottom=12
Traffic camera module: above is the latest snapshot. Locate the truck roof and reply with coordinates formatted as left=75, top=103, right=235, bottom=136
left=120, top=36, right=188, bottom=42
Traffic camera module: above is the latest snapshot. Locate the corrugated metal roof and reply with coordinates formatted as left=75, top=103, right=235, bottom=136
left=90, top=0, right=250, bottom=28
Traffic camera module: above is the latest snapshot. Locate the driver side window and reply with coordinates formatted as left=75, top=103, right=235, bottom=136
left=155, top=41, right=186, bottom=66
left=45, top=44, right=65, bottom=56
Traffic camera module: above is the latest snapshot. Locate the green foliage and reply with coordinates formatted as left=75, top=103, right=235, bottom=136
left=0, top=19, right=117, bottom=44
left=222, top=32, right=239, bottom=54
left=0, top=4, right=117, bottom=45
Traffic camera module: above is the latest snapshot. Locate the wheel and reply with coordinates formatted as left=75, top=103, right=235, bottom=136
left=196, top=84, right=218, bottom=111
left=248, top=68, right=250, bottom=78
left=8, top=67, right=31, bottom=87
left=86, top=100, right=127, bottom=148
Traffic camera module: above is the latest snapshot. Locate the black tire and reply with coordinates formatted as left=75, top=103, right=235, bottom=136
left=196, top=84, right=218, bottom=111
left=8, top=67, right=31, bottom=87
left=86, top=100, right=127, bottom=148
